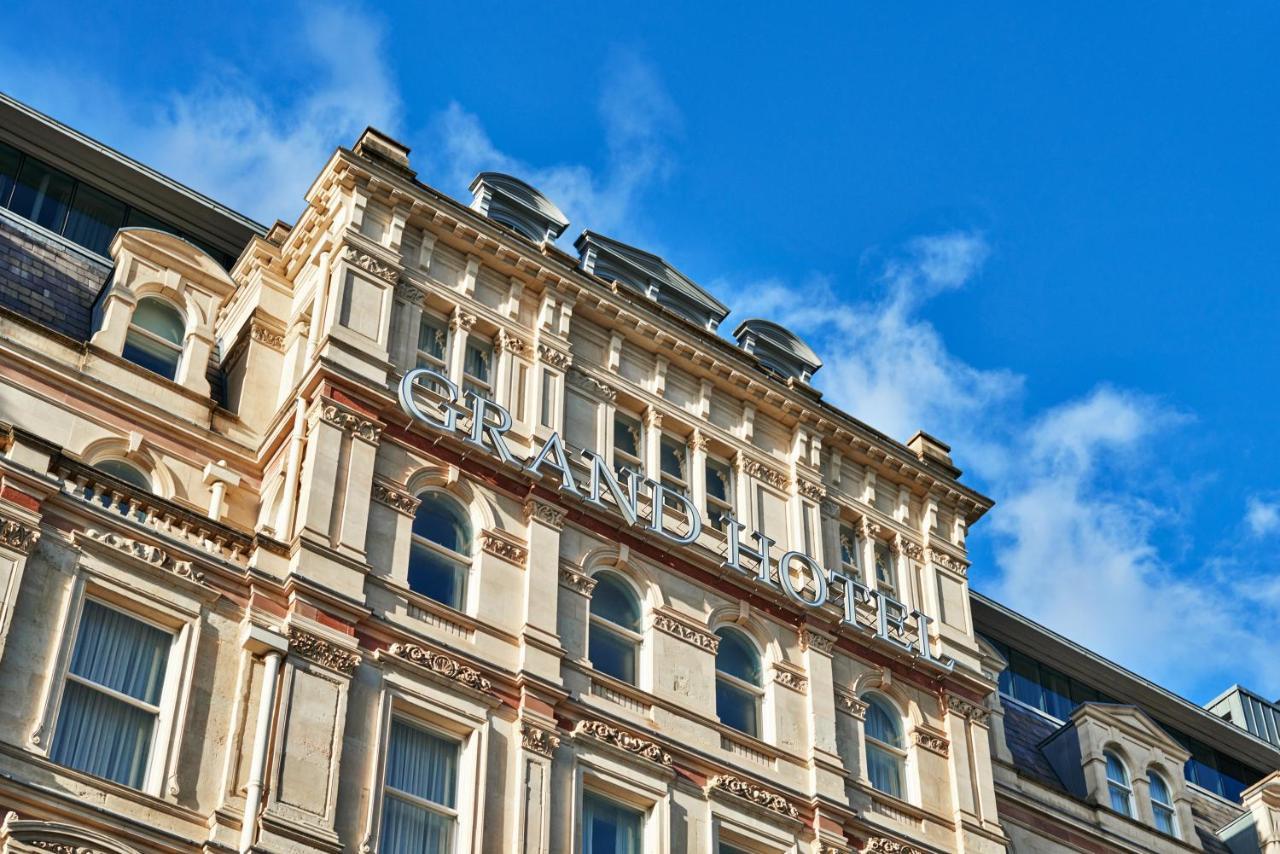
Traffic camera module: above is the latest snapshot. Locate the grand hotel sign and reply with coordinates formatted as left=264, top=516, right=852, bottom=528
left=400, top=368, right=953, bottom=671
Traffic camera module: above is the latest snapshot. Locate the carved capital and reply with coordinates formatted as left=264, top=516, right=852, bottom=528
left=946, top=694, right=990, bottom=724
left=799, top=627, right=834, bottom=655
left=449, top=312, right=477, bottom=333
left=372, top=482, right=420, bottom=515
left=913, top=729, right=950, bottom=757
left=575, top=719, right=672, bottom=765
left=927, top=547, right=969, bottom=578
left=558, top=565, right=597, bottom=596
left=835, top=690, right=868, bottom=719
left=288, top=627, right=359, bottom=675
left=524, top=498, right=565, bottom=530
left=480, top=530, right=528, bottom=567
left=864, top=838, right=923, bottom=854
left=773, top=664, right=809, bottom=693
left=1, top=518, right=41, bottom=554
left=820, top=498, right=841, bottom=519
left=319, top=402, right=381, bottom=442
left=566, top=367, right=617, bottom=402
left=497, top=330, right=528, bottom=355
left=707, top=774, right=799, bottom=820
left=743, top=459, right=787, bottom=490
left=342, top=245, right=400, bottom=284
left=797, top=479, right=826, bottom=501
left=249, top=319, right=285, bottom=351
left=394, top=280, right=424, bottom=304
left=537, top=343, right=571, bottom=369
left=388, top=643, right=493, bottom=694
left=520, top=720, right=560, bottom=758
left=894, top=534, right=923, bottom=561
left=653, top=612, right=719, bottom=653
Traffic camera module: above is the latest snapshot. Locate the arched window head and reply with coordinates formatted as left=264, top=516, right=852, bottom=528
left=1104, top=751, right=1134, bottom=817
left=863, top=693, right=906, bottom=799
left=588, top=571, right=642, bottom=685
left=408, top=492, right=472, bottom=610
left=94, top=459, right=150, bottom=491
left=1148, top=769, right=1177, bottom=835
left=123, top=297, right=185, bottom=381
left=714, top=627, right=763, bottom=738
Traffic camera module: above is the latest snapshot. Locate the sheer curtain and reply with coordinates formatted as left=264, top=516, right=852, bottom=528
left=582, top=792, right=642, bottom=854
left=380, top=719, right=459, bottom=854
left=49, top=600, right=170, bottom=788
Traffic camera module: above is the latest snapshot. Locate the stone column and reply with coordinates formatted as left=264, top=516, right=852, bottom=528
left=689, top=431, right=708, bottom=519
left=88, top=282, right=136, bottom=353
left=522, top=499, right=566, bottom=679
left=516, top=716, right=561, bottom=854
left=176, top=327, right=214, bottom=397
left=644, top=408, right=663, bottom=481
left=800, top=627, right=846, bottom=802
left=447, top=310, right=476, bottom=388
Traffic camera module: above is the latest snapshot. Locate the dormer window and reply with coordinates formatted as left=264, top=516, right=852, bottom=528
left=1104, top=751, right=1134, bottom=817
left=1148, top=770, right=1177, bottom=835
left=123, top=297, right=184, bottom=381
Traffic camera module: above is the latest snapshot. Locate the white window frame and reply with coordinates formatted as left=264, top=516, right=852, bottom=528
left=124, top=296, right=185, bottom=379
left=35, top=565, right=201, bottom=799
left=586, top=570, right=645, bottom=689
left=611, top=410, right=644, bottom=480
left=711, top=812, right=798, bottom=854
left=1104, top=750, right=1135, bottom=817
left=572, top=756, right=667, bottom=854
left=714, top=626, right=766, bottom=741
left=1147, top=768, right=1179, bottom=836
left=416, top=310, right=449, bottom=373
left=704, top=455, right=735, bottom=532
left=407, top=489, right=476, bottom=615
left=872, top=539, right=899, bottom=602
left=862, top=691, right=910, bottom=802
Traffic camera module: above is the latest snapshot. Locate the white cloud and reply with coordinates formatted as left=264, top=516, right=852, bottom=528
left=423, top=53, right=679, bottom=242
left=1246, top=496, right=1280, bottom=537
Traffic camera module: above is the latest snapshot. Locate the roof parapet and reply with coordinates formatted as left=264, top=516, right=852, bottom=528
left=353, top=127, right=415, bottom=178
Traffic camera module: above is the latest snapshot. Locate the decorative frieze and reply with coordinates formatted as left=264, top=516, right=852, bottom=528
left=864, top=838, right=923, bottom=854
left=773, top=664, right=809, bottom=693
left=575, top=719, right=672, bottom=766
left=708, top=774, right=799, bottom=820
left=394, top=280, right=424, bottom=304
left=799, top=627, right=835, bottom=654
left=653, top=612, right=719, bottom=653
left=524, top=498, right=566, bottom=530
left=449, top=312, right=477, bottom=333
left=480, top=530, right=528, bottom=566
left=860, top=519, right=882, bottom=540
left=83, top=529, right=203, bottom=583
left=566, top=367, right=617, bottom=402
left=558, top=565, right=597, bottom=596
left=342, top=245, right=399, bottom=284
left=0, top=518, right=40, bottom=554
left=743, top=459, right=788, bottom=490
left=537, top=343, right=571, bottom=369
left=895, top=535, right=924, bottom=562
left=497, top=330, right=528, bottom=355
left=835, top=690, right=868, bottom=719
left=319, top=403, right=380, bottom=442
left=797, top=479, right=826, bottom=501
left=914, top=729, right=950, bottom=757
left=946, top=694, right=990, bottom=725
left=288, top=627, right=360, bottom=675
left=249, top=319, right=285, bottom=351
left=520, top=720, right=560, bottom=758
left=928, top=547, right=969, bottom=578
left=389, top=642, right=493, bottom=694
left=372, top=482, right=420, bottom=515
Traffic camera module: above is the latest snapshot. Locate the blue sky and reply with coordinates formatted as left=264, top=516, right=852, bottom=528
left=4, top=1, right=1279, bottom=703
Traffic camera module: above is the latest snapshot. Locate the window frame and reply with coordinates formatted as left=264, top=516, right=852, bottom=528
left=1147, top=768, right=1178, bottom=836
left=872, top=539, right=899, bottom=602
left=123, top=295, right=186, bottom=381
left=379, top=717, right=462, bottom=853
left=406, top=490, right=475, bottom=614
left=714, top=626, right=765, bottom=740
left=704, top=454, right=735, bottom=533
left=586, top=570, right=645, bottom=687
left=862, top=692, right=908, bottom=801
left=658, top=432, right=690, bottom=497
left=461, top=334, right=495, bottom=402
left=1104, top=749, right=1135, bottom=817
left=415, top=310, right=449, bottom=373
left=611, top=410, right=645, bottom=480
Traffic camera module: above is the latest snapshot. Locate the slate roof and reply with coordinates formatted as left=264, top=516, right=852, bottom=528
left=0, top=212, right=109, bottom=341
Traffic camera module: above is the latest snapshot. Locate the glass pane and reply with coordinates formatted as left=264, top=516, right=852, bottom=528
left=380, top=796, right=454, bottom=854
left=659, top=436, right=686, bottom=480
left=867, top=744, right=904, bottom=798
left=613, top=414, right=641, bottom=459
left=583, top=791, right=643, bottom=854
left=1041, top=666, right=1073, bottom=719
left=589, top=624, right=636, bottom=684
left=94, top=459, right=151, bottom=491
left=125, top=207, right=171, bottom=232
left=50, top=680, right=156, bottom=788
left=9, top=156, right=74, bottom=232
left=0, top=141, right=21, bottom=208
left=418, top=316, right=447, bottom=360
left=64, top=183, right=126, bottom=255
left=68, top=601, right=170, bottom=703
left=1105, top=753, right=1129, bottom=785
left=407, top=543, right=464, bottom=609
left=132, top=298, right=185, bottom=344
left=412, top=494, right=471, bottom=554
left=464, top=338, right=491, bottom=382
left=874, top=542, right=895, bottom=589
left=1153, top=804, right=1175, bottom=835
left=386, top=719, right=458, bottom=806
left=714, top=628, right=760, bottom=684
left=865, top=696, right=903, bottom=747
left=706, top=460, right=730, bottom=502
left=1009, top=650, right=1043, bottom=710
left=591, top=574, right=640, bottom=630
left=1108, top=783, right=1132, bottom=816
left=715, top=678, right=759, bottom=737
left=122, top=331, right=181, bottom=381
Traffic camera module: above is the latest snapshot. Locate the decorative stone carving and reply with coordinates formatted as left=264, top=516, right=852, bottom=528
left=575, top=719, right=672, bottom=765
left=743, top=459, right=787, bottom=490
left=249, top=320, right=285, bottom=351
left=860, top=518, right=882, bottom=540
left=288, top=627, right=360, bottom=675
left=864, top=838, right=922, bottom=854
left=773, top=665, right=809, bottom=693
left=566, top=368, right=617, bottom=402
left=449, top=312, right=477, bottom=333
left=537, top=343, right=571, bottom=369
left=914, top=730, right=950, bottom=757
left=497, top=330, right=528, bottom=354
left=481, top=531, right=528, bottom=566
left=372, top=482, right=420, bottom=515
left=799, top=628, right=834, bottom=654
left=928, top=548, right=969, bottom=578
left=653, top=612, right=719, bottom=653
left=389, top=643, right=493, bottom=694
left=394, top=280, right=424, bottom=303
left=797, top=479, right=826, bottom=501
left=319, top=403, right=380, bottom=442
left=0, top=518, right=40, bottom=554
left=83, top=529, right=203, bottom=583
left=820, top=498, right=841, bottom=518
left=836, top=691, right=868, bottom=719
left=524, top=499, right=566, bottom=530
left=558, top=566, right=597, bottom=596
left=708, top=774, right=799, bottom=820
left=342, top=245, right=399, bottom=284
left=895, top=535, right=923, bottom=561
left=947, top=695, right=990, bottom=724
left=29, top=841, right=107, bottom=854
left=520, top=720, right=560, bottom=758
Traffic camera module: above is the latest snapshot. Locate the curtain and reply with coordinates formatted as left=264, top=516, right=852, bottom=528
left=867, top=744, right=904, bottom=799
left=380, top=720, right=458, bottom=854
left=49, top=601, right=170, bottom=788
left=582, top=792, right=641, bottom=854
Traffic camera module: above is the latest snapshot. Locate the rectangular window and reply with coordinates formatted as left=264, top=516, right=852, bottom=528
left=64, top=183, right=127, bottom=257
left=612, top=412, right=643, bottom=480
left=658, top=434, right=688, bottom=509
left=49, top=600, right=172, bottom=789
left=839, top=524, right=860, bottom=571
left=380, top=718, right=460, bottom=854
left=582, top=790, right=643, bottom=854
left=540, top=369, right=555, bottom=428
left=417, top=314, right=448, bottom=370
left=873, top=482, right=895, bottom=515
left=705, top=457, right=734, bottom=531
left=0, top=141, right=21, bottom=208
left=10, top=156, right=75, bottom=233
left=462, top=336, right=493, bottom=400
left=873, top=541, right=897, bottom=600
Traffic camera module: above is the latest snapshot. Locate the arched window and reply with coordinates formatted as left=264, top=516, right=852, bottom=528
left=94, top=459, right=150, bottom=491
left=863, top=694, right=906, bottom=798
left=1148, top=769, right=1177, bottom=835
left=588, top=571, right=642, bottom=685
left=714, top=627, right=763, bottom=738
left=1105, top=751, right=1134, bottom=817
left=408, top=492, right=472, bottom=610
left=123, top=297, right=184, bottom=381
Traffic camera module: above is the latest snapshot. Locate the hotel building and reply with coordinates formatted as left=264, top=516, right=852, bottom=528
left=0, top=91, right=1277, bottom=854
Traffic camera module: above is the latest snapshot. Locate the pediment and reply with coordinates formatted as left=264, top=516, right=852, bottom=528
left=111, top=226, right=237, bottom=295
left=1070, top=702, right=1190, bottom=762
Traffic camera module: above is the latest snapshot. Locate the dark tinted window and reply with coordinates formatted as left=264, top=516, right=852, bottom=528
left=65, top=183, right=126, bottom=256
left=10, top=157, right=74, bottom=231
left=0, top=141, right=20, bottom=207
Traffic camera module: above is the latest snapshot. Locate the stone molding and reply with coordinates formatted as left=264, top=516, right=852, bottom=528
left=860, top=519, right=882, bottom=540
left=894, top=535, right=923, bottom=562
left=707, top=774, right=799, bottom=820
left=288, top=627, right=360, bottom=675
left=566, top=367, right=617, bottom=402
left=797, top=479, right=826, bottom=501
left=449, top=312, right=477, bottom=333
left=524, top=498, right=566, bottom=530
left=820, top=498, right=841, bottom=518
left=248, top=319, right=285, bottom=351
left=927, top=547, right=969, bottom=578
left=520, top=720, right=560, bottom=758
left=537, top=343, right=571, bottom=370
left=319, top=402, right=380, bottom=442
left=480, top=529, right=528, bottom=566
left=575, top=719, right=672, bottom=766
left=835, top=690, right=868, bottom=719
left=913, top=728, right=950, bottom=757
left=946, top=694, right=990, bottom=725
left=558, top=564, right=597, bottom=596
left=653, top=611, right=719, bottom=653
left=0, top=518, right=40, bottom=554
left=799, top=627, right=834, bottom=654
left=497, top=330, right=528, bottom=355
left=773, top=663, right=809, bottom=693
left=743, top=459, right=787, bottom=490
left=394, top=280, right=424, bottom=303
left=388, top=642, right=493, bottom=694
left=342, top=245, right=399, bottom=284
left=372, top=482, right=420, bottom=515
left=82, top=529, right=204, bottom=584
left=864, top=838, right=923, bottom=854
